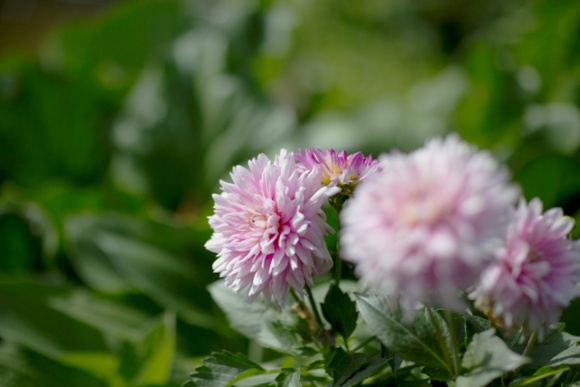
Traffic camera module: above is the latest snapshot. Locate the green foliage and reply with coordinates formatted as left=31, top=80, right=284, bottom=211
left=456, top=329, right=529, bottom=387
left=356, top=294, right=453, bottom=377
left=321, top=282, right=358, bottom=341
left=1, top=0, right=580, bottom=385
left=184, top=351, right=266, bottom=387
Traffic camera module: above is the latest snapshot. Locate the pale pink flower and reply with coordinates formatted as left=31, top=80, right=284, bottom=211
left=340, top=134, right=519, bottom=311
left=206, top=150, right=340, bottom=307
left=470, top=198, right=580, bottom=333
left=296, top=148, right=378, bottom=193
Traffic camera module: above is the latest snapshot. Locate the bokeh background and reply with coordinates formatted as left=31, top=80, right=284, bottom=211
left=1, top=0, right=579, bottom=385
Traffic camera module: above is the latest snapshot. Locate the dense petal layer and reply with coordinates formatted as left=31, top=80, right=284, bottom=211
left=206, top=150, right=339, bottom=307
left=340, top=134, right=518, bottom=311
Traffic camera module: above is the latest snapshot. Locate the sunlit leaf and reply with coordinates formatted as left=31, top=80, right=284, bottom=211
left=457, top=329, right=529, bottom=387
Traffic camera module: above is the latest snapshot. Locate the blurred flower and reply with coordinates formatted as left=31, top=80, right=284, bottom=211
left=296, top=148, right=378, bottom=194
left=471, top=198, right=580, bottom=334
left=340, top=134, right=518, bottom=311
left=206, top=150, right=340, bottom=307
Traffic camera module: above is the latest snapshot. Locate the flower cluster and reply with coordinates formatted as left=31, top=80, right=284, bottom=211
left=340, top=135, right=519, bottom=311
left=206, top=135, right=580, bottom=333
left=296, top=148, right=378, bottom=193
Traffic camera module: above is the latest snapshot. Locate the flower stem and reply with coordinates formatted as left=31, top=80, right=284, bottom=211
left=351, top=335, right=376, bottom=352
left=333, top=201, right=344, bottom=286
left=306, top=286, right=324, bottom=329
left=445, top=310, right=461, bottom=378
left=521, top=331, right=537, bottom=358
left=504, top=331, right=537, bottom=385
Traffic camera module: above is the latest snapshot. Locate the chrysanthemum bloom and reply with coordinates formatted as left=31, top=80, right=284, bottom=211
left=470, top=198, right=580, bottom=334
left=206, top=150, right=340, bottom=307
left=296, top=148, right=378, bottom=195
left=340, top=134, right=519, bottom=311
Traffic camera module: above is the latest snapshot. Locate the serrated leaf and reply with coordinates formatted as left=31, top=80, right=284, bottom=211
left=514, top=328, right=580, bottom=368
left=185, top=351, right=265, bottom=387
left=456, top=329, right=529, bottom=387
left=327, top=347, right=367, bottom=386
left=355, top=294, right=452, bottom=374
left=546, top=345, right=580, bottom=368
left=327, top=347, right=391, bottom=387
left=321, top=283, right=358, bottom=340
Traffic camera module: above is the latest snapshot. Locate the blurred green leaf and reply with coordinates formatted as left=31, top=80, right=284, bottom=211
left=65, top=214, right=228, bottom=334
left=513, top=154, right=580, bottom=208
left=184, top=351, right=265, bottom=387
left=0, top=279, right=108, bottom=359
left=0, top=344, right=105, bottom=387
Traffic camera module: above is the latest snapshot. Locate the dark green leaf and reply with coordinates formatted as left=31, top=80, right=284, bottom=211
left=321, top=282, right=358, bottom=340
left=184, top=351, right=265, bottom=387
left=355, top=294, right=452, bottom=374
left=514, top=328, right=580, bottom=368
left=276, top=369, right=301, bottom=387
left=0, top=344, right=104, bottom=387
left=457, top=329, right=529, bottom=387
left=327, top=347, right=391, bottom=387
left=546, top=345, right=580, bottom=369
left=0, top=279, right=108, bottom=358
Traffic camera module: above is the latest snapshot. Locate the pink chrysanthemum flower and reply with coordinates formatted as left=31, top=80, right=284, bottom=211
left=470, top=198, right=580, bottom=334
left=296, top=148, right=378, bottom=193
left=340, top=134, right=519, bottom=311
left=206, top=150, right=340, bottom=307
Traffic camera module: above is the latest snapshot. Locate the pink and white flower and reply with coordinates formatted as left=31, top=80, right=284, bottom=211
left=296, top=148, right=378, bottom=193
left=206, top=150, right=340, bottom=307
left=340, top=134, right=519, bottom=311
left=470, top=198, right=580, bottom=333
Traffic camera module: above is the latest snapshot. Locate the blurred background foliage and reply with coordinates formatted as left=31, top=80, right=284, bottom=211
left=0, top=0, right=579, bottom=385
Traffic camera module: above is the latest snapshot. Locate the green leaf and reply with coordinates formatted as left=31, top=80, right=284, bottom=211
left=0, top=344, right=104, bottom=387
left=509, top=365, right=570, bottom=387
left=513, top=328, right=580, bottom=368
left=65, top=214, right=229, bottom=334
left=49, top=289, right=151, bottom=341
left=327, top=347, right=391, bottom=387
left=321, top=282, right=358, bottom=340
left=58, top=352, right=123, bottom=386
left=546, top=344, right=580, bottom=368
left=208, top=280, right=300, bottom=353
left=456, top=329, right=529, bottom=387
left=276, top=369, right=301, bottom=387
left=327, top=347, right=367, bottom=386
left=184, top=351, right=265, bottom=387
left=0, top=279, right=108, bottom=359
left=355, top=294, right=452, bottom=374
left=130, top=311, right=176, bottom=385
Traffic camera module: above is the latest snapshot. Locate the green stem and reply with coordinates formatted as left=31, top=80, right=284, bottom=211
left=521, top=331, right=537, bottom=359
left=334, top=214, right=342, bottom=286
left=505, top=331, right=537, bottom=385
left=445, top=310, right=461, bottom=378
left=306, top=286, right=324, bottom=329
left=351, top=335, right=376, bottom=352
